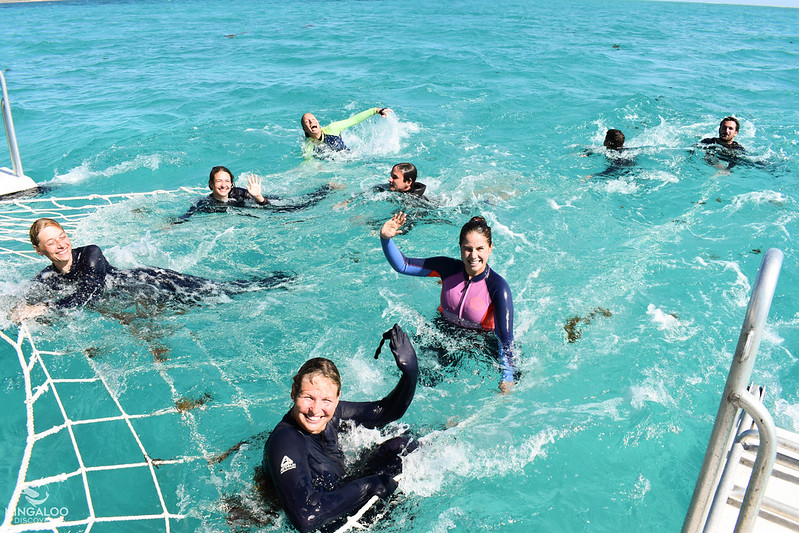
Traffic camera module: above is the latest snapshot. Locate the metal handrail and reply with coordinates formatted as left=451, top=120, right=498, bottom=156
left=730, top=391, right=778, bottom=531
left=682, top=248, right=784, bottom=533
left=1, top=70, right=24, bottom=177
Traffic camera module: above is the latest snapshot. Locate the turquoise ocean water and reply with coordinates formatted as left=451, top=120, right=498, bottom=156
left=1, top=0, right=798, bottom=530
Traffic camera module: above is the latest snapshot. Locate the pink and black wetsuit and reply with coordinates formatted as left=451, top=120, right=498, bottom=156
left=380, top=237, right=516, bottom=382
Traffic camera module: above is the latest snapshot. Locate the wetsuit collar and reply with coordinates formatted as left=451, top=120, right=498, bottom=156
left=409, top=181, right=427, bottom=197
left=465, top=264, right=490, bottom=283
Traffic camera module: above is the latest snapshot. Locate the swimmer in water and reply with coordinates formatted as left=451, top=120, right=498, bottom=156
left=583, top=129, right=635, bottom=179
left=13, top=218, right=292, bottom=321
left=262, top=324, right=418, bottom=533
left=301, top=107, right=392, bottom=158
left=335, top=162, right=431, bottom=210
left=383, top=162, right=428, bottom=200
left=698, top=116, right=745, bottom=171
left=175, top=166, right=331, bottom=222
left=604, top=129, right=625, bottom=151
left=380, top=213, right=516, bottom=393
left=700, top=116, right=745, bottom=152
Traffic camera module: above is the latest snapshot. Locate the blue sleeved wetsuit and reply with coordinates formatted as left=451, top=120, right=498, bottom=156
left=262, top=358, right=417, bottom=533
left=381, top=237, right=516, bottom=383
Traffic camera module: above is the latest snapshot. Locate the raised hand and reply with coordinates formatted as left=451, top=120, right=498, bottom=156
left=245, top=173, right=265, bottom=203
left=388, top=323, right=418, bottom=374
left=380, top=212, right=406, bottom=240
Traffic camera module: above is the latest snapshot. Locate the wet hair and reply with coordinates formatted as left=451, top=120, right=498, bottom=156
left=392, top=162, right=417, bottom=184
left=29, top=218, right=65, bottom=247
left=291, top=357, right=342, bottom=397
left=209, top=166, right=234, bottom=189
left=720, top=116, right=740, bottom=132
left=603, top=129, right=625, bottom=150
left=459, top=216, right=493, bottom=247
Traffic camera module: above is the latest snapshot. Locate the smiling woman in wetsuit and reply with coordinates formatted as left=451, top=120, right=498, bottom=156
left=175, top=165, right=332, bottom=222
left=262, top=325, right=418, bottom=533
left=13, top=218, right=291, bottom=321
left=380, top=212, right=517, bottom=393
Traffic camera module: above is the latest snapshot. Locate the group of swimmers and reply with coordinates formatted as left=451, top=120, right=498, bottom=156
left=11, top=108, right=744, bottom=531
left=590, top=116, right=746, bottom=177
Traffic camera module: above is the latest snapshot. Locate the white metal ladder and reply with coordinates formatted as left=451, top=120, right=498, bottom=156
left=683, top=248, right=799, bottom=532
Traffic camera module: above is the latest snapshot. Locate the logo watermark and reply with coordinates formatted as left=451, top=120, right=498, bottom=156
left=11, top=486, right=69, bottom=525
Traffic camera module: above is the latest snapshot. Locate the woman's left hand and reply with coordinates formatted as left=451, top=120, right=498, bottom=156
left=388, top=323, right=418, bottom=374
left=246, top=173, right=265, bottom=203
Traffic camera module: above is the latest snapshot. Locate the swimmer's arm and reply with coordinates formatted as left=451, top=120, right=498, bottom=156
left=267, top=430, right=396, bottom=533
left=174, top=196, right=211, bottom=223
left=339, top=325, right=418, bottom=428
left=11, top=302, right=49, bottom=323
left=489, top=275, right=516, bottom=389
left=323, top=107, right=380, bottom=136
left=380, top=238, right=440, bottom=277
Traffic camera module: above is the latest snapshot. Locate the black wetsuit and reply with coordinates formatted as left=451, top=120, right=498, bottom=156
left=176, top=185, right=331, bottom=222
left=372, top=181, right=429, bottom=201
left=31, top=245, right=291, bottom=309
left=700, top=137, right=745, bottom=152
left=262, top=326, right=418, bottom=533
left=699, top=138, right=745, bottom=169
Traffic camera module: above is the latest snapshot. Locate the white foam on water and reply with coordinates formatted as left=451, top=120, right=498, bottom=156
left=774, top=399, right=799, bottom=433
left=400, top=424, right=566, bottom=498
left=547, top=197, right=579, bottom=211
left=601, top=177, right=640, bottom=195
left=47, top=153, right=166, bottom=185
left=336, top=114, right=419, bottom=160
left=645, top=304, right=680, bottom=331
left=645, top=303, right=697, bottom=343
left=724, top=190, right=789, bottom=212
left=630, top=377, right=676, bottom=410
left=713, top=260, right=751, bottom=309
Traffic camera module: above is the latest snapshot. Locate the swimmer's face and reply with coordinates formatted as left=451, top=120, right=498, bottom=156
left=210, top=170, right=233, bottom=200
left=34, top=225, right=72, bottom=264
left=290, top=374, right=340, bottom=434
left=719, top=120, right=738, bottom=143
left=302, top=113, right=322, bottom=140
left=460, top=231, right=493, bottom=278
left=388, top=167, right=411, bottom=192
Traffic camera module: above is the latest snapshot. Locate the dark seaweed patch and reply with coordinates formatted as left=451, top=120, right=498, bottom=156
left=564, top=307, right=612, bottom=343
left=175, top=392, right=213, bottom=413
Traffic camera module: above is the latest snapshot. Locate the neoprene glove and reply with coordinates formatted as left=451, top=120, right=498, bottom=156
left=375, top=473, right=399, bottom=497
left=388, top=323, right=418, bottom=375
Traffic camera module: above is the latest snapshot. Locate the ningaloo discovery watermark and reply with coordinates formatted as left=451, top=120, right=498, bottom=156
left=11, top=486, right=69, bottom=525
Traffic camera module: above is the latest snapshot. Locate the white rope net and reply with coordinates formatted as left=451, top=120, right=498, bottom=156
left=0, top=189, right=215, bottom=531
left=0, top=324, right=200, bottom=531
left=0, top=187, right=204, bottom=260
left=0, top=189, right=391, bottom=531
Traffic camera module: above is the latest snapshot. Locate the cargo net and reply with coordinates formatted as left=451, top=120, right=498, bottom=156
left=0, top=324, right=203, bottom=531
left=0, top=187, right=204, bottom=260
left=0, top=189, right=212, bottom=531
